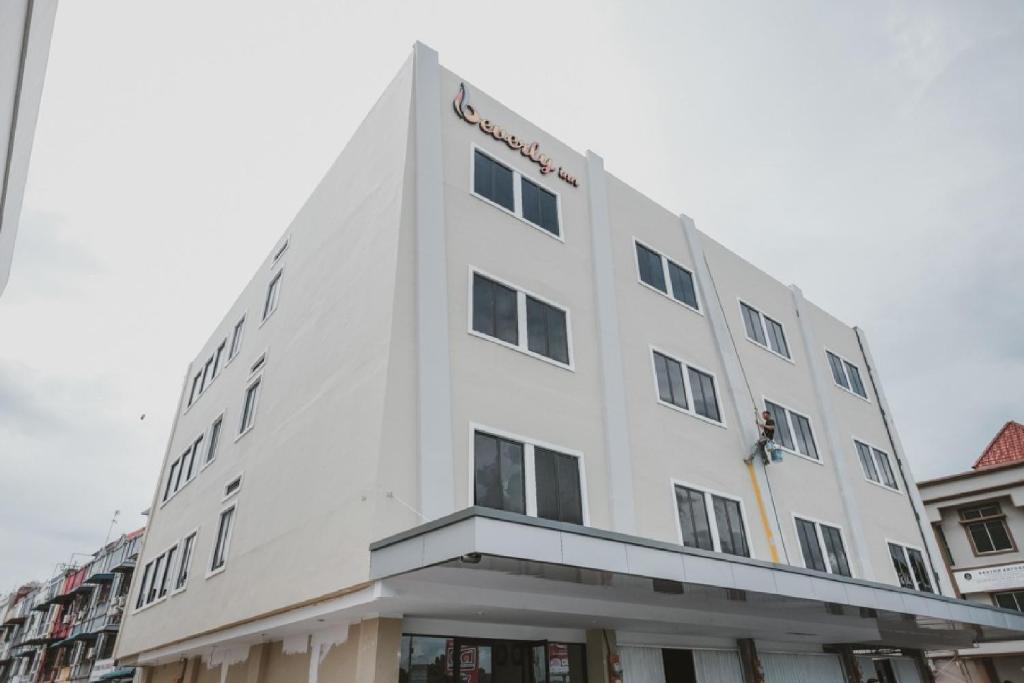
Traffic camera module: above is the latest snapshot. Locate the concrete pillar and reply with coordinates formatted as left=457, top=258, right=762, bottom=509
left=244, top=644, right=268, bottom=683
left=833, top=647, right=863, bottom=683
left=353, top=618, right=403, bottom=683
left=182, top=657, right=201, bottom=683
left=906, top=650, right=936, bottom=683
left=737, top=639, right=764, bottom=683
left=585, top=629, right=620, bottom=683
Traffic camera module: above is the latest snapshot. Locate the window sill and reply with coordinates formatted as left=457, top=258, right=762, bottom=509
left=205, top=565, right=227, bottom=580
left=775, top=447, right=824, bottom=466
left=656, top=398, right=727, bottom=430
left=470, top=190, right=564, bottom=243
left=636, top=279, right=703, bottom=317
left=864, top=477, right=901, bottom=495
left=158, top=473, right=198, bottom=509
left=131, top=594, right=168, bottom=615
left=467, top=329, right=574, bottom=373
left=833, top=382, right=871, bottom=403
left=234, top=425, right=255, bottom=443
left=258, top=309, right=277, bottom=329
left=744, top=336, right=795, bottom=365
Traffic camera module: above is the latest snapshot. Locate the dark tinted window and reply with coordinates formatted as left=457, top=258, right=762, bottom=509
left=675, top=486, right=713, bottom=551
left=791, top=413, right=818, bottom=459
left=907, top=547, right=933, bottom=593
left=712, top=496, right=749, bottom=557
left=764, top=317, right=789, bottom=358
left=764, top=401, right=793, bottom=450
left=474, top=150, right=514, bottom=211
left=472, top=274, right=519, bottom=346
left=662, top=649, right=697, bottom=683
left=888, top=543, right=914, bottom=589
left=636, top=243, right=666, bottom=292
left=855, top=441, right=880, bottom=482
left=473, top=432, right=525, bottom=515
left=521, top=177, right=559, bottom=236
left=797, top=518, right=827, bottom=572
left=653, top=351, right=687, bottom=409
left=688, top=367, right=721, bottom=422
left=874, top=448, right=898, bottom=489
left=534, top=447, right=583, bottom=525
left=827, top=352, right=849, bottom=388
left=526, top=296, right=569, bottom=364
left=845, top=361, right=867, bottom=397
left=741, top=303, right=766, bottom=345
left=667, top=261, right=698, bottom=309
left=821, top=524, right=851, bottom=577
left=995, top=591, right=1024, bottom=612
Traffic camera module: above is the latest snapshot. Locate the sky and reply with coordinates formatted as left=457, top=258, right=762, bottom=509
left=0, top=0, right=1021, bottom=591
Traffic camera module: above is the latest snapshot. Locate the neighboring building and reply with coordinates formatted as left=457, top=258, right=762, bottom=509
left=0, top=0, right=59, bottom=295
left=114, top=43, right=1024, bottom=683
left=921, top=422, right=1024, bottom=683
left=0, top=530, right=142, bottom=683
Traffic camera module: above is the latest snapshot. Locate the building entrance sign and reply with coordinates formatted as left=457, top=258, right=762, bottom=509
left=956, top=563, right=1024, bottom=593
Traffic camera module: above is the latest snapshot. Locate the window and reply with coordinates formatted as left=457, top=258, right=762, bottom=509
left=211, top=506, right=236, bottom=572
left=138, top=543, right=177, bottom=608
left=134, top=563, right=151, bottom=609
left=960, top=503, right=1014, bottom=554
left=224, top=476, right=242, bottom=499
left=273, top=239, right=289, bottom=262
left=250, top=353, right=266, bottom=375
left=888, top=542, right=933, bottom=592
left=473, top=148, right=561, bottom=237
left=994, top=591, right=1024, bottom=612
left=794, top=517, right=851, bottom=576
left=674, top=484, right=749, bottom=557
left=174, top=533, right=196, bottom=591
left=262, top=271, right=282, bottom=321
left=652, top=349, right=723, bottom=424
left=854, top=440, right=899, bottom=490
left=634, top=241, right=699, bottom=311
left=239, top=378, right=261, bottom=435
left=199, top=356, right=214, bottom=393
left=739, top=302, right=790, bottom=359
left=764, top=400, right=819, bottom=460
left=826, top=351, right=868, bottom=399
left=470, top=271, right=572, bottom=367
left=205, top=417, right=222, bottom=465
left=184, top=435, right=202, bottom=482
left=157, top=545, right=177, bottom=599
left=163, top=461, right=180, bottom=501
left=473, top=430, right=585, bottom=525
left=212, top=341, right=226, bottom=377
left=188, top=372, right=202, bottom=407
left=229, top=317, right=245, bottom=360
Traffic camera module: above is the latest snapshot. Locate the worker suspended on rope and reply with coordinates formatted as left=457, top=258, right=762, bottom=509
left=756, top=410, right=783, bottom=465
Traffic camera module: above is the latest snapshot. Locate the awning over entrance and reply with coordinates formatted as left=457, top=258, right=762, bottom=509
left=369, top=508, right=1024, bottom=652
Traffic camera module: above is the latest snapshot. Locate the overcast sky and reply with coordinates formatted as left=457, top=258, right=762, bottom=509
left=1, top=0, right=1021, bottom=591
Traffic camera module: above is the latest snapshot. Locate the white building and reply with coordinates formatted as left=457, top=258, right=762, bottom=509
left=921, top=421, right=1024, bottom=683
left=0, top=0, right=58, bottom=296
left=115, top=43, right=1024, bottom=683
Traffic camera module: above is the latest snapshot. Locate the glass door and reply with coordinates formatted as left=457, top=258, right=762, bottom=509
left=451, top=638, right=493, bottom=683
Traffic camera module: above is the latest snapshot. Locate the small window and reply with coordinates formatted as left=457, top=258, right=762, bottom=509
left=795, top=517, right=851, bottom=577
left=764, top=400, right=818, bottom=460
left=273, top=239, right=289, bottom=262
left=263, top=272, right=282, bottom=321
left=175, top=533, right=196, bottom=591
left=147, top=554, right=164, bottom=603
left=855, top=440, right=899, bottom=490
left=157, top=545, right=177, bottom=598
left=163, top=461, right=180, bottom=501
left=994, top=591, right=1024, bottom=612
left=652, top=349, right=723, bottom=424
left=188, top=372, right=202, bottom=407
left=211, top=506, right=236, bottom=572
left=239, top=378, right=262, bottom=435
left=674, top=484, right=749, bottom=557
left=250, top=354, right=266, bottom=375
left=634, top=241, right=700, bottom=312
left=888, top=542, right=933, bottom=592
left=199, top=356, right=214, bottom=393
left=959, top=503, right=1014, bottom=554
left=205, top=417, right=223, bottom=465
left=520, top=177, right=559, bottom=236
left=739, top=302, right=790, bottom=359
left=826, top=350, right=868, bottom=399
left=184, top=435, right=203, bottom=482
left=229, top=317, right=245, bottom=360
left=224, top=476, right=242, bottom=499
left=473, top=149, right=515, bottom=212
left=135, top=563, right=151, bottom=609
left=212, top=341, right=226, bottom=378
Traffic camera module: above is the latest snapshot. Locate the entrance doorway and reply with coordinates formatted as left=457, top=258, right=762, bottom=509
left=399, top=635, right=587, bottom=683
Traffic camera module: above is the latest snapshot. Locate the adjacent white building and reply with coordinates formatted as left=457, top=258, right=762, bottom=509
left=114, top=43, right=1024, bottom=683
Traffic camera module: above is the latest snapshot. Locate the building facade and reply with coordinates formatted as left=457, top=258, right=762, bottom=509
left=921, top=422, right=1024, bottom=683
left=114, top=43, right=1024, bottom=683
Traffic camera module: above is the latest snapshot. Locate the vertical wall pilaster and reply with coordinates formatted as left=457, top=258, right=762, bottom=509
left=737, top=639, right=764, bottom=683
left=586, top=151, right=635, bottom=534
left=353, top=618, right=403, bottom=683
left=585, top=628, right=619, bottom=683
left=413, top=41, right=455, bottom=521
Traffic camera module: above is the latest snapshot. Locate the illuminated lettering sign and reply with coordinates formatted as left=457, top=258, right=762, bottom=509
left=453, top=83, right=580, bottom=188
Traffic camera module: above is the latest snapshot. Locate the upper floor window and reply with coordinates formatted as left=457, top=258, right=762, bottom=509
left=764, top=400, right=819, bottom=460
left=794, top=517, right=851, bottom=577
left=674, top=484, right=749, bottom=557
left=994, top=591, right=1024, bottom=612
left=888, top=542, right=933, bottom=593
left=187, top=338, right=228, bottom=409
left=263, top=271, right=283, bottom=321
left=826, top=351, right=868, bottom=399
left=174, top=532, right=197, bottom=592
left=473, top=148, right=561, bottom=238
left=634, top=240, right=699, bottom=311
left=652, top=349, right=722, bottom=424
left=162, top=434, right=204, bottom=503
left=239, top=377, right=262, bottom=435
left=204, top=416, right=223, bottom=466
left=473, top=430, right=584, bottom=525
left=210, top=505, right=236, bottom=573
left=739, top=302, right=790, bottom=360
left=229, top=317, right=245, bottom=360
left=470, top=271, right=571, bottom=368
left=960, top=503, right=1014, bottom=554
left=855, top=440, right=898, bottom=490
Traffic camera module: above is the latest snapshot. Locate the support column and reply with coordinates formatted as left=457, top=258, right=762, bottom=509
left=906, top=649, right=936, bottom=683
left=832, top=647, right=863, bottom=683
left=244, top=644, right=269, bottom=683
left=737, top=639, right=764, bottom=683
left=354, top=618, right=403, bottom=683
left=586, top=151, right=635, bottom=534
left=413, top=41, right=454, bottom=521
left=585, top=629, right=621, bottom=683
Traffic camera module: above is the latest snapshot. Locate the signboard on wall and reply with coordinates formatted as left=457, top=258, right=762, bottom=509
left=955, top=563, right=1024, bottom=593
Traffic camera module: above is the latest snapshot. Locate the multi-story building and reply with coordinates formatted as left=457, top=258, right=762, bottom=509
left=115, top=43, right=1024, bottom=683
left=921, top=421, right=1024, bottom=682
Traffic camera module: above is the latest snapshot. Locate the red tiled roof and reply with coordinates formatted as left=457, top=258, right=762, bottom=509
left=972, top=421, right=1024, bottom=469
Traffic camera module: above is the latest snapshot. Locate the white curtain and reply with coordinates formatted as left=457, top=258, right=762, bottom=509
left=619, top=646, right=666, bottom=683
left=892, top=658, right=923, bottom=683
left=693, top=649, right=744, bottom=683
left=761, top=652, right=846, bottom=683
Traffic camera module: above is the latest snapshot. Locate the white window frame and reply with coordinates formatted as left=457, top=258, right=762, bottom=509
left=469, top=144, right=565, bottom=243
left=200, top=414, right=225, bottom=472
left=670, top=479, right=755, bottom=559
left=261, top=270, right=283, bottom=324
left=467, top=423, right=590, bottom=526
left=886, top=539, right=932, bottom=592
left=170, top=529, right=199, bottom=596
left=852, top=437, right=901, bottom=493
left=737, top=299, right=793, bottom=362
left=228, top=315, right=246, bottom=362
left=222, top=474, right=243, bottom=501
left=825, top=349, right=870, bottom=401
left=792, top=513, right=853, bottom=577
left=762, top=396, right=823, bottom=464
left=632, top=238, right=702, bottom=315
left=649, top=345, right=727, bottom=428
left=160, top=434, right=205, bottom=507
left=236, top=374, right=263, bottom=440
left=467, top=267, right=575, bottom=371
left=133, top=540, right=179, bottom=612
left=207, top=503, right=238, bottom=578
left=272, top=237, right=289, bottom=263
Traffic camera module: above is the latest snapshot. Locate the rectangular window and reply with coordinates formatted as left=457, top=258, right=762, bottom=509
left=796, top=518, right=827, bottom=572
left=135, top=563, right=151, bottom=609
left=224, top=475, right=242, bottom=498
left=795, top=517, right=851, bottom=576
left=764, top=317, right=789, bottom=358
left=163, top=460, right=180, bottom=501
left=763, top=400, right=818, bottom=460
left=212, top=341, right=226, bottom=377
left=199, top=356, right=214, bottom=393
left=473, top=432, right=526, bottom=515
left=960, top=503, right=1014, bottom=554
left=262, top=271, right=282, bottom=321
left=473, top=149, right=515, bottom=212
left=533, top=447, right=584, bottom=524
left=239, top=378, right=261, bottom=435
left=855, top=440, right=899, bottom=490
left=994, top=591, right=1024, bottom=612
left=674, top=485, right=749, bottom=557
left=739, top=302, right=790, bottom=359
left=184, top=435, right=203, bottom=482
left=229, top=317, right=245, bottom=359
left=888, top=542, right=933, bottom=592
left=188, top=372, right=202, bottom=406
left=826, top=350, right=868, bottom=399
left=211, top=506, right=236, bottom=571
left=175, top=533, right=196, bottom=591
left=520, top=177, right=559, bottom=236
left=470, top=271, right=572, bottom=367
left=740, top=302, right=766, bottom=346
left=157, top=545, right=177, bottom=598
left=473, top=148, right=561, bottom=237
left=652, top=349, right=723, bottom=424
left=634, top=241, right=700, bottom=312
left=205, top=417, right=222, bottom=465
left=147, top=554, right=164, bottom=603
